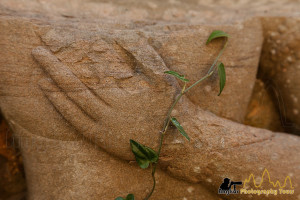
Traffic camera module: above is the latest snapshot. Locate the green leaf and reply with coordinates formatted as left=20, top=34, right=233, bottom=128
left=206, top=30, right=229, bottom=44
left=170, top=117, right=190, bottom=141
left=115, top=194, right=134, bottom=200
left=217, top=62, right=226, bottom=96
left=164, top=71, right=189, bottom=82
left=130, top=139, right=158, bottom=169
left=136, top=158, right=150, bottom=169
left=126, top=194, right=135, bottom=200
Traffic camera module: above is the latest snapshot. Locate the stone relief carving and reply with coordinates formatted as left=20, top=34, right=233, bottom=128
left=0, top=0, right=299, bottom=199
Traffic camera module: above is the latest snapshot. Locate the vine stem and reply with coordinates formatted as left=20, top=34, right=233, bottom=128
left=144, top=93, right=182, bottom=200
left=207, top=38, right=228, bottom=74
left=144, top=38, right=228, bottom=200
left=144, top=163, right=156, bottom=200
left=144, top=74, right=212, bottom=200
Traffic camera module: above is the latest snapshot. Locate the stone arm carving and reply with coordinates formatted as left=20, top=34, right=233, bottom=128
left=31, top=39, right=300, bottom=200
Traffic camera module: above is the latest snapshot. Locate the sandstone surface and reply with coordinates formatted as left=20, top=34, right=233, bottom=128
left=0, top=0, right=299, bottom=200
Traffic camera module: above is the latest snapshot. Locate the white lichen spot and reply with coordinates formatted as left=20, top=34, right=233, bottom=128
left=287, top=56, right=293, bottom=62
left=278, top=25, right=287, bottom=33
left=255, top=176, right=262, bottom=184
left=181, top=122, right=188, bottom=128
left=187, top=186, right=195, bottom=193
left=237, top=24, right=244, bottom=30
left=293, top=97, right=298, bottom=103
left=293, top=109, right=299, bottom=115
left=171, top=109, right=179, bottom=116
left=170, top=44, right=178, bottom=51
left=288, top=173, right=294, bottom=177
left=221, top=138, right=225, bottom=148
left=270, top=49, right=276, bottom=55
left=270, top=31, right=277, bottom=37
left=250, top=129, right=256, bottom=134
left=183, top=197, right=187, bottom=200
left=169, top=0, right=179, bottom=4
left=188, top=10, right=198, bottom=17
left=271, top=153, right=278, bottom=160
left=207, top=178, right=212, bottom=183
left=193, top=166, right=201, bottom=173
left=194, top=140, right=203, bottom=149
left=244, top=184, right=250, bottom=189
left=172, top=138, right=184, bottom=144
left=247, top=154, right=258, bottom=162
left=147, top=2, right=158, bottom=8
left=204, top=85, right=211, bottom=92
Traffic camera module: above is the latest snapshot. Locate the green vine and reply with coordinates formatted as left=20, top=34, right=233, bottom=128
left=115, top=30, right=229, bottom=200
